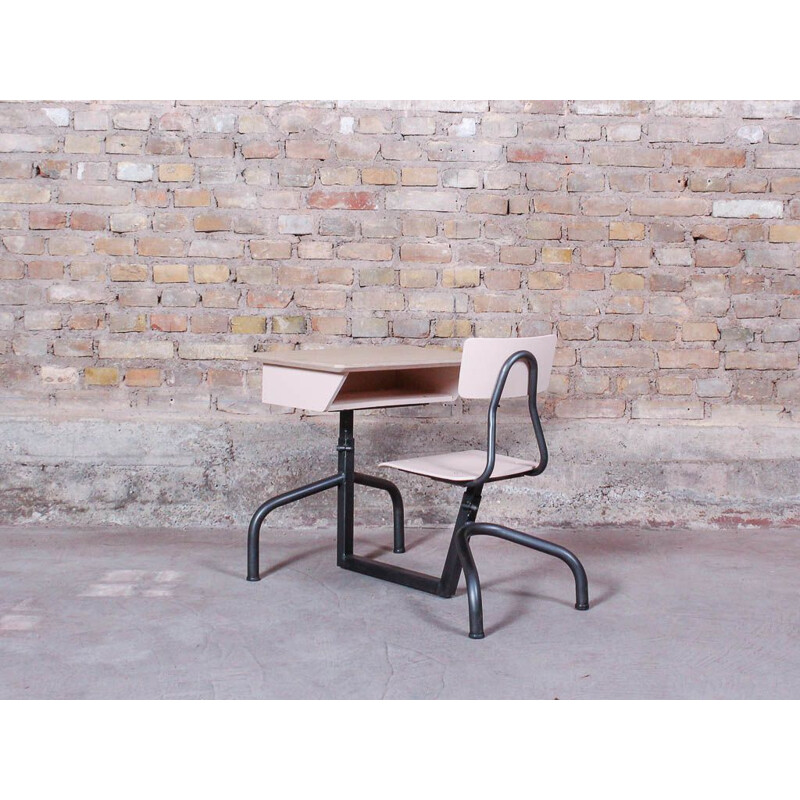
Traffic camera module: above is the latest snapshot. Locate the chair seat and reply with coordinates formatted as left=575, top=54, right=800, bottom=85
left=380, top=449, right=536, bottom=483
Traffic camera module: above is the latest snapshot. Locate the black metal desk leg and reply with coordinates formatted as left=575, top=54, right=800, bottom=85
left=353, top=472, right=406, bottom=553
left=336, top=410, right=356, bottom=566
left=247, top=474, right=343, bottom=581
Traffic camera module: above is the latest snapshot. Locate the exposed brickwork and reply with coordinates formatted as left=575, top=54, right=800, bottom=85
left=1, top=100, right=798, bottom=420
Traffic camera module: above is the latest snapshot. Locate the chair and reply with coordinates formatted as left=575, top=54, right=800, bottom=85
left=380, top=335, right=589, bottom=638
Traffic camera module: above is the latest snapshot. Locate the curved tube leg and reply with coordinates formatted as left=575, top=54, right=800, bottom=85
left=454, top=525, right=485, bottom=639
left=455, top=521, right=589, bottom=638
left=354, top=472, right=405, bottom=553
left=247, top=474, right=343, bottom=581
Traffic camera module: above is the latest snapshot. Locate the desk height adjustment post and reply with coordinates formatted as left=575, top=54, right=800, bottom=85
left=336, top=410, right=356, bottom=566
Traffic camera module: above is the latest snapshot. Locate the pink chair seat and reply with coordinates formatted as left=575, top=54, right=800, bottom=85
left=380, top=449, right=536, bottom=484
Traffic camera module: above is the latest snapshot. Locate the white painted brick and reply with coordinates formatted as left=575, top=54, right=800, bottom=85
left=712, top=200, right=783, bottom=219
left=278, top=215, right=314, bottom=234
left=116, top=162, right=154, bottom=182
left=44, top=108, right=69, bottom=126
left=450, top=118, right=476, bottom=137
left=442, top=169, right=481, bottom=189
left=736, top=125, right=763, bottom=144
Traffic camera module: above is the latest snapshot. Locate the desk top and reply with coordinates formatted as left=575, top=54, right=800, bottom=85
left=255, top=344, right=462, bottom=374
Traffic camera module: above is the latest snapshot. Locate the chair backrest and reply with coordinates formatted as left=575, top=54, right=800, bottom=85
left=457, top=335, right=557, bottom=399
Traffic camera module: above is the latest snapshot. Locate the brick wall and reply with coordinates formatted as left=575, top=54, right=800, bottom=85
left=1, top=100, right=799, bottom=423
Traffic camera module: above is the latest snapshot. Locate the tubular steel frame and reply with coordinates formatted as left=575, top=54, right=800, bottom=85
left=247, top=350, right=589, bottom=638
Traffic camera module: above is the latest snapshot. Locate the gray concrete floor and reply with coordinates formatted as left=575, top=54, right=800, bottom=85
left=1, top=524, right=799, bottom=699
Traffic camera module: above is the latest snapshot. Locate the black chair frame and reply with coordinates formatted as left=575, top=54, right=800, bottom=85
left=452, top=349, right=589, bottom=638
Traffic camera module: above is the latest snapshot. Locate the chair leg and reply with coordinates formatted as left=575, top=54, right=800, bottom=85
left=353, top=472, right=406, bottom=553
left=454, top=521, right=589, bottom=639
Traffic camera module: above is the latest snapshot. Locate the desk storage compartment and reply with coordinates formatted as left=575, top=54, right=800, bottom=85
left=328, top=366, right=460, bottom=410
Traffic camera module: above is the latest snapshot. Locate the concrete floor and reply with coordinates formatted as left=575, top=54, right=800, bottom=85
left=1, top=524, right=799, bottom=699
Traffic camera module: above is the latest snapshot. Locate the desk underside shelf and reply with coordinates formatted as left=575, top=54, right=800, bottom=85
left=257, top=345, right=462, bottom=413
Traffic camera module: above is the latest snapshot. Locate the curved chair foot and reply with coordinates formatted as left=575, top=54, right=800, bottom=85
left=455, top=521, right=589, bottom=639
left=354, top=472, right=406, bottom=554
left=247, top=474, right=343, bottom=581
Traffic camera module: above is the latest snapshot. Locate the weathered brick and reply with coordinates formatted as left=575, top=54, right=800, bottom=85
left=534, top=196, right=578, bottom=215
left=507, top=144, right=582, bottom=164
left=442, top=267, right=480, bottom=288
left=0, top=133, right=59, bottom=153
left=98, top=340, right=173, bottom=360
left=682, top=321, right=720, bottom=342
left=756, top=150, right=800, bottom=169
left=632, top=399, right=703, bottom=420
left=158, top=163, right=195, bottom=182
left=427, top=141, right=503, bottom=162
left=694, top=247, right=742, bottom=268
left=555, top=399, right=626, bottom=419
left=150, top=313, right=187, bottom=333
left=64, top=135, right=102, bottom=155
left=611, top=273, right=645, bottom=291
left=109, top=264, right=147, bottom=282
left=590, top=146, right=663, bottom=167
left=630, top=198, right=710, bottom=216
left=466, top=195, right=508, bottom=215
left=189, top=139, right=234, bottom=159
left=242, top=141, right=280, bottom=159
left=194, top=264, right=230, bottom=283
left=482, top=170, right=517, bottom=190
left=725, top=352, right=796, bottom=370
left=0, top=184, right=50, bottom=204
left=609, top=222, right=645, bottom=240
left=125, top=368, right=162, bottom=387
left=444, top=219, right=480, bottom=239
left=673, top=147, right=746, bottom=168
left=399, top=117, right=436, bottom=136
left=339, top=243, right=393, bottom=261
left=399, top=269, right=437, bottom=288
left=152, top=264, right=189, bottom=283
left=582, top=348, right=654, bottom=368
left=1, top=161, right=33, bottom=179
left=526, top=220, right=561, bottom=240
left=231, top=316, right=266, bottom=334
left=769, top=225, right=800, bottom=243
left=499, top=246, right=536, bottom=265
left=194, top=214, right=231, bottom=232
left=385, top=191, right=456, bottom=212
left=689, top=174, right=727, bottom=193
left=179, top=341, right=253, bottom=360
left=352, top=317, right=388, bottom=337
left=657, top=349, right=720, bottom=369
left=320, top=167, right=359, bottom=186
left=362, top=167, right=398, bottom=186
left=85, top=367, right=119, bottom=386
left=308, top=191, right=379, bottom=210
left=283, top=139, right=330, bottom=160
left=29, top=210, right=67, bottom=230
left=401, top=167, right=438, bottom=186
left=336, top=140, right=381, bottom=161
left=541, top=247, right=573, bottom=265
left=528, top=271, right=564, bottom=290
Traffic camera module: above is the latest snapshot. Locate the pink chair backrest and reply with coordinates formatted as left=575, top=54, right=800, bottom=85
left=457, top=335, right=557, bottom=399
